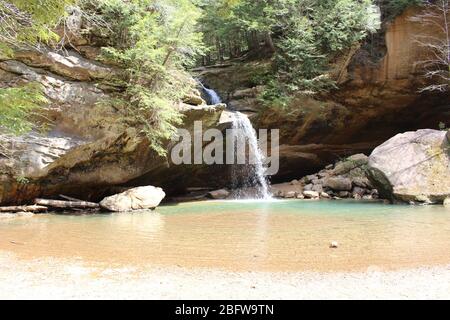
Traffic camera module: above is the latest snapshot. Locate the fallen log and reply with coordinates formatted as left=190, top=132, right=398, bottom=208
left=34, top=198, right=100, bottom=209
left=0, top=205, right=48, bottom=213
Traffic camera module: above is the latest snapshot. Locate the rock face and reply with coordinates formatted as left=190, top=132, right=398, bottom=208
left=368, top=129, right=450, bottom=203
left=0, top=103, right=228, bottom=204
left=0, top=9, right=231, bottom=205
left=100, top=186, right=166, bottom=212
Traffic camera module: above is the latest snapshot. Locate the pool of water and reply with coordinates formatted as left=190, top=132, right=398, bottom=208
left=1, top=200, right=450, bottom=272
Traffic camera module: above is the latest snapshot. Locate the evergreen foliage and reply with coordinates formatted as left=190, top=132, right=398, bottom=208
left=199, top=0, right=380, bottom=108
left=0, top=83, right=48, bottom=135
left=0, top=0, right=70, bottom=135
left=88, top=0, right=205, bottom=155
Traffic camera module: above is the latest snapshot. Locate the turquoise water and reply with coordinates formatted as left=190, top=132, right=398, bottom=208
left=1, top=200, right=450, bottom=271
left=159, top=199, right=410, bottom=216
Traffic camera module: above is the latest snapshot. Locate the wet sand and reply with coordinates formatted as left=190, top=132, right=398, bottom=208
left=1, top=253, right=449, bottom=299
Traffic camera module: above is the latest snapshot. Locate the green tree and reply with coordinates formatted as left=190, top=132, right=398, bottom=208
left=91, top=0, right=205, bottom=155
left=0, top=0, right=74, bottom=54
left=0, top=83, right=48, bottom=135
left=0, top=0, right=73, bottom=135
left=199, top=0, right=380, bottom=108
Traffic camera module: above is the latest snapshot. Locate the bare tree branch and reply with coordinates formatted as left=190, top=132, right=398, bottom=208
left=410, top=0, right=450, bottom=92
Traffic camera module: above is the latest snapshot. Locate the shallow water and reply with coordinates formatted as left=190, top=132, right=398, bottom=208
left=1, top=200, right=450, bottom=272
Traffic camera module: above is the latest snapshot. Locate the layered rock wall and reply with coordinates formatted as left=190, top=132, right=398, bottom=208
left=198, top=7, right=450, bottom=182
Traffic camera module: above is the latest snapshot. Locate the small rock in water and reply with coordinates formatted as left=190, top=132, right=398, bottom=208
left=208, top=189, right=231, bottom=199
left=320, top=192, right=331, bottom=199
left=284, top=191, right=297, bottom=198
left=329, top=241, right=339, bottom=249
left=303, top=191, right=320, bottom=199
left=296, top=194, right=305, bottom=199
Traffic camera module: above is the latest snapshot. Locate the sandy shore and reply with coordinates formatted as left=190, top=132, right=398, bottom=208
left=1, top=252, right=449, bottom=299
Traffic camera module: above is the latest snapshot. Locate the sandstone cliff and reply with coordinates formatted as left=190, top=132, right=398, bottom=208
left=0, top=11, right=228, bottom=205
left=1, top=7, right=449, bottom=204
left=198, top=7, right=450, bottom=183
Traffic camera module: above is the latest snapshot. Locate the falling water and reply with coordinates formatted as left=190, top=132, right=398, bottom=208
left=199, top=81, right=222, bottom=105
left=198, top=81, right=271, bottom=199
left=230, top=112, right=272, bottom=200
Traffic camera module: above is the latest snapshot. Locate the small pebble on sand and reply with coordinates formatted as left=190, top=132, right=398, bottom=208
left=330, top=241, right=339, bottom=248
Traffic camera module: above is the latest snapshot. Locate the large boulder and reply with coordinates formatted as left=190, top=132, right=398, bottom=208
left=368, top=129, right=450, bottom=203
left=444, top=197, right=450, bottom=207
left=100, top=186, right=165, bottom=212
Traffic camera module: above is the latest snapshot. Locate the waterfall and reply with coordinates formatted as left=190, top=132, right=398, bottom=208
left=230, top=112, right=271, bottom=200
left=199, top=82, right=222, bottom=105
left=198, top=81, right=272, bottom=199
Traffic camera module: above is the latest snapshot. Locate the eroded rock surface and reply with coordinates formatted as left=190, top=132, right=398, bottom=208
left=368, top=129, right=450, bottom=204
left=0, top=16, right=231, bottom=205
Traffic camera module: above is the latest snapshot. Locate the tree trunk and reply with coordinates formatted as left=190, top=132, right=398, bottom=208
left=34, top=198, right=100, bottom=209
left=0, top=205, right=48, bottom=213
left=264, top=32, right=276, bottom=53
left=249, top=31, right=260, bottom=51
